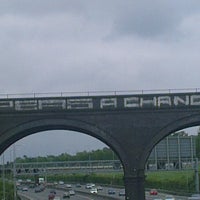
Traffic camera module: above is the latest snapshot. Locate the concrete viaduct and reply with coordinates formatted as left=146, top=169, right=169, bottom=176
left=0, top=91, right=200, bottom=200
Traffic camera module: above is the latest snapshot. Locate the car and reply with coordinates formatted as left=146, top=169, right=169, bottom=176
left=17, top=186, right=22, bottom=191
left=90, top=188, right=98, bottom=194
left=59, top=181, right=65, bottom=185
left=34, top=187, right=42, bottom=193
left=22, top=187, right=28, bottom=191
left=26, top=179, right=31, bottom=183
left=97, top=186, right=103, bottom=191
left=119, top=189, right=125, bottom=196
left=63, top=192, right=70, bottom=198
left=165, top=195, right=175, bottom=200
left=85, top=184, right=92, bottom=189
left=108, top=189, right=116, bottom=195
left=29, top=184, right=35, bottom=188
left=39, top=185, right=45, bottom=191
left=85, top=183, right=95, bottom=189
left=76, top=183, right=81, bottom=188
left=150, top=189, right=158, bottom=195
left=50, top=189, right=56, bottom=194
left=48, top=193, right=55, bottom=200
left=66, top=184, right=72, bottom=188
left=69, top=190, right=75, bottom=196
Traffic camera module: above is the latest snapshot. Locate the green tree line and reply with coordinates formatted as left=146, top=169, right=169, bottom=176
left=15, top=147, right=118, bottom=163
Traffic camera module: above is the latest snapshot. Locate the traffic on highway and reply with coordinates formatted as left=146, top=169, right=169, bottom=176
left=17, top=181, right=190, bottom=200
left=18, top=182, right=125, bottom=200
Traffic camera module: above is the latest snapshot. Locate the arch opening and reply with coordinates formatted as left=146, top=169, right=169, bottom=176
left=144, top=125, right=200, bottom=196
left=0, top=127, right=125, bottom=193
left=0, top=117, right=126, bottom=166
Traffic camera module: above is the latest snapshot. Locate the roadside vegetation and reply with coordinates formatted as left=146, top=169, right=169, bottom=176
left=145, top=170, right=195, bottom=194
left=0, top=180, right=15, bottom=200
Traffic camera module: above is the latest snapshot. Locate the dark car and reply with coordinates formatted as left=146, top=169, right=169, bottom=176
left=35, top=187, right=41, bottom=193
left=76, top=183, right=81, bottom=188
left=50, top=189, right=56, bottom=194
left=22, top=187, right=28, bottom=191
left=108, top=189, right=116, bottom=195
left=119, top=189, right=125, bottom=196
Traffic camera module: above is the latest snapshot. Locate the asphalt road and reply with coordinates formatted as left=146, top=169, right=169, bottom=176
left=18, top=183, right=189, bottom=200
left=19, top=188, right=101, bottom=200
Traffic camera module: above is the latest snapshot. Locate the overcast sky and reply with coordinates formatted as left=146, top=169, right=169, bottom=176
left=1, top=0, right=200, bottom=158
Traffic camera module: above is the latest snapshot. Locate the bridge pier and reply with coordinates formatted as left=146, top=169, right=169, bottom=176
left=124, top=169, right=145, bottom=200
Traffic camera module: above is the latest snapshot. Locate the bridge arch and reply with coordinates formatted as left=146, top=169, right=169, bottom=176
left=0, top=117, right=126, bottom=171
left=143, top=113, right=200, bottom=165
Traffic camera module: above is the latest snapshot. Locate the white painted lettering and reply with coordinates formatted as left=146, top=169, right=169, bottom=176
left=15, top=100, right=38, bottom=111
left=140, top=97, right=157, bottom=107
left=67, top=98, right=93, bottom=109
left=157, top=96, right=172, bottom=107
left=0, top=101, right=14, bottom=108
left=124, top=97, right=140, bottom=108
left=174, top=96, right=189, bottom=106
left=100, top=98, right=117, bottom=109
left=38, top=99, right=66, bottom=110
left=191, top=95, right=200, bottom=106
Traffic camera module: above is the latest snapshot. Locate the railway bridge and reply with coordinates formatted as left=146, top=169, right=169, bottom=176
left=0, top=90, right=200, bottom=200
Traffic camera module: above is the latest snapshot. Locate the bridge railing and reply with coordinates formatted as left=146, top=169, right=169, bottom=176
left=1, top=88, right=200, bottom=99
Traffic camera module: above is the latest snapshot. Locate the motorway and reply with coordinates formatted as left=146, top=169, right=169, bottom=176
left=19, top=187, right=102, bottom=200
left=18, top=185, right=125, bottom=200
left=18, top=183, right=189, bottom=200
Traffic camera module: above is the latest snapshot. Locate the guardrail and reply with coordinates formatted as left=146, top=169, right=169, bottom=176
left=1, top=88, right=200, bottom=99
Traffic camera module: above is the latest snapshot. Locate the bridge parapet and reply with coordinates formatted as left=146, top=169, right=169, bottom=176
left=1, top=88, right=200, bottom=99
left=1, top=90, right=200, bottom=112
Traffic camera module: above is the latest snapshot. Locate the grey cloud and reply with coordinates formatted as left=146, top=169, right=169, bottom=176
left=111, top=0, right=200, bottom=39
left=0, top=0, right=200, bottom=93
left=0, top=0, right=86, bottom=16
left=2, top=0, right=200, bottom=41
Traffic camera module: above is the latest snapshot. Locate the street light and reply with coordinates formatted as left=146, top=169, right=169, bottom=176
left=195, top=157, right=199, bottom=193
left=13, top=144, right=17, bottom=200
left=2, top=153, right=6, bottom=200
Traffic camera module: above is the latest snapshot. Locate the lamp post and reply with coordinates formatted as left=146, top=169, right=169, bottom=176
left=195, top=157, right=199, bottom=193
left=12, top=143, right=24, bottom=200
left=2, top=153, right=6, bottom=200
left=13, top=144, right=17, bottom=200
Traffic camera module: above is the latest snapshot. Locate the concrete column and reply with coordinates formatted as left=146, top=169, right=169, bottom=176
left=124, top=169, right=146, bottom=200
